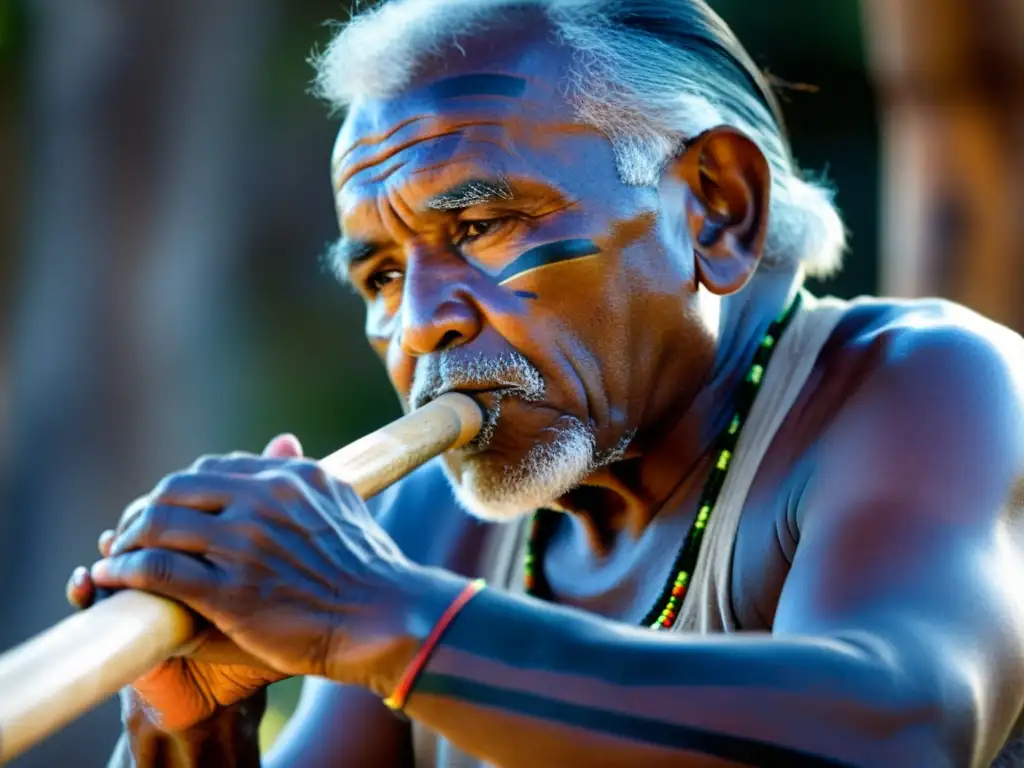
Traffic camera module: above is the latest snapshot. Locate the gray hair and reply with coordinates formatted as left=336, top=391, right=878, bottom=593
left=312, top=0, right=846, bottom=277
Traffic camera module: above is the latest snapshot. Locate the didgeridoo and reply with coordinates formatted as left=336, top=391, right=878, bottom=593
left=0, top=393, right=483, bottom=764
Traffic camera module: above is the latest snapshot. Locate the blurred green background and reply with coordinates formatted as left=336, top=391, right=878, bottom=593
left=0, top=1, right=879, bottom=764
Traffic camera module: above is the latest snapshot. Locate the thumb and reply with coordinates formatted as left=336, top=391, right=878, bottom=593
left=262, top=433, right=304, bottom=459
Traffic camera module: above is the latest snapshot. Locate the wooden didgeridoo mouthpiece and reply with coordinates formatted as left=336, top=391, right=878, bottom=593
left=0, top=393, right=483, bottom=764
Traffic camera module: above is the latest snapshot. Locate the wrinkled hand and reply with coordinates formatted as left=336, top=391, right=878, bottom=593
left=67, top=435, right=304, bottom=732
left=83, top=438, right=424, bottom=697
left=67, top=434, right=436, bottom=733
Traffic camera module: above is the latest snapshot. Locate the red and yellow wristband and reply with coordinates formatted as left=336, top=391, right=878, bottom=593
left=383, top=578, right=487, bottom=712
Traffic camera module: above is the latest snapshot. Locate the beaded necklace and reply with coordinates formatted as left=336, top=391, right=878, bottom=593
left=523, top=291, right=803, bottom=631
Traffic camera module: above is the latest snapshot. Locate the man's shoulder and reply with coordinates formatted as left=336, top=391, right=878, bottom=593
left=807, top=294, right=1023, bottom=511
left=822, top=295, right=1023, bottom=414
left=781, top=295, right=1024, bottom=546
left=832, top=293, right=1019, bottom=355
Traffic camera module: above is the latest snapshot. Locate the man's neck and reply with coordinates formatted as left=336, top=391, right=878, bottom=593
left=555, top=269, right=803, bottom=556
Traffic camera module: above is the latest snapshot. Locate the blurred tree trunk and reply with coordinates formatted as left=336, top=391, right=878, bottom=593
left=3, top=0, right=273, bottom=764
left=861, top=0, right=1024, bottom=332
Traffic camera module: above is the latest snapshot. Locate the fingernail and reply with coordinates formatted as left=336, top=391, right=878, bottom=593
left=72, top=566, right=88, bottom=586
left=91, top=560, right=110, bottom=581
left=265, top=433, right=302, bottom=458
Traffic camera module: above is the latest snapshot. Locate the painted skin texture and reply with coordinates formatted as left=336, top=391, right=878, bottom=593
left=67, top=20, right=1024, bottom=768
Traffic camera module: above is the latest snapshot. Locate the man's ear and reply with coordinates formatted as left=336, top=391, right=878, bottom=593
left=664, top=126, right=771, bottom=295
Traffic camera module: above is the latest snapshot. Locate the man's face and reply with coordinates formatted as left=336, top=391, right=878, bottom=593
left=330, top=29, right=708, bottom=521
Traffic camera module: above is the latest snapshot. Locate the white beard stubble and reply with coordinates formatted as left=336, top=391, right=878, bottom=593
left=408, top=352, right=603, bottom=523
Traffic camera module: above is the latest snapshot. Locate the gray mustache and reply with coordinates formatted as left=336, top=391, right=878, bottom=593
left=409, top=352, right=545, bottom=411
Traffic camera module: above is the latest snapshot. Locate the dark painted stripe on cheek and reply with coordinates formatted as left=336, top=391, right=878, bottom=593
left=514, top=290, right=540, bottom=300
left=415, top=674, right=853, bottom=768
left=495, top=239, right=602, bottom=285
left=424, top=74, right=528, bottom=100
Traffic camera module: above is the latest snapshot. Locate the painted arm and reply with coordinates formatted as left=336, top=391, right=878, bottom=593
left=400, top=327, right=1024, bottom=767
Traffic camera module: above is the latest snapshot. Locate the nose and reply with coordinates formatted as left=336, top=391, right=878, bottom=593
left=399, top=256, right=482, bottom=357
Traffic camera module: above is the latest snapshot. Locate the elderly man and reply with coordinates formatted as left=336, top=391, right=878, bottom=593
left=68, top=1, right=1024, bottom=766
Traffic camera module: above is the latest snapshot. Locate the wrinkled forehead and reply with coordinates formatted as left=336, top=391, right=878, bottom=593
left=331, top=30, right=581, bottom=190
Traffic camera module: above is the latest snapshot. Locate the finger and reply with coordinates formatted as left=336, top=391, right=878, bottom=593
left=118, top=495, right=151, bottom=535
left=91, top=550, right=217, bottom=603
left=150, top=471, right=258, bottom=512
left=111, top=504, right=233, bottom=558
left=236, top=466, right=325, bottom=526
left=271, top=458, right=334, bottom=495
left=66, top=566, right=95, bottom=610
left=243, top=466, right=368, bottom=536
left=263, top=433, right=303, bottom=459
left=185, top=435, right=304, bottom=477
left=190, top=451, right=274, bottom=477
left=98, top=529, right=116, bottom=557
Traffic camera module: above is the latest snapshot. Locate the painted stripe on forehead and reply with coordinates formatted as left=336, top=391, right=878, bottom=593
left=495, top=239, right=602, bottom=285
left=422, top=74, right=528, bottom=100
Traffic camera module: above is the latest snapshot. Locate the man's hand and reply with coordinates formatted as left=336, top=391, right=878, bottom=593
left=80, top=435, right=445, bottom=701
left=67, top=435, right=307, bottom=733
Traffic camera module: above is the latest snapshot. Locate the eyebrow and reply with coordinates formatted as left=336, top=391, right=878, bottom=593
left=326, top=175, right=520, bottom=281
left=425, top=176, right=514, bottom=211
left=321, top=238, right=377, bottom=284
